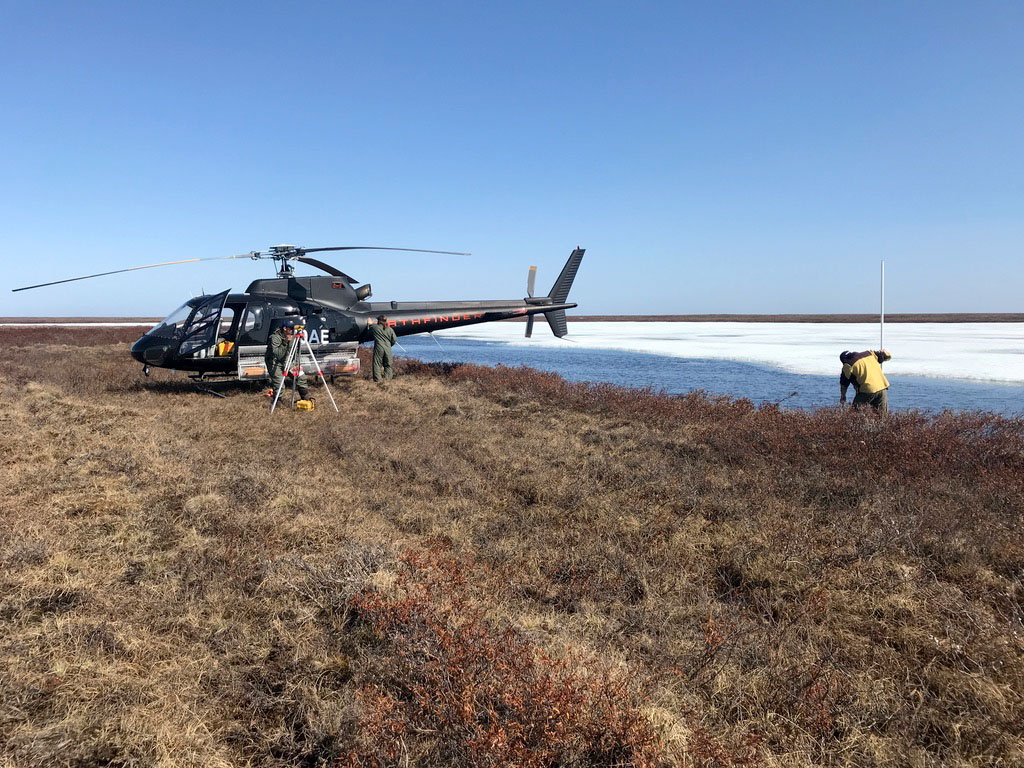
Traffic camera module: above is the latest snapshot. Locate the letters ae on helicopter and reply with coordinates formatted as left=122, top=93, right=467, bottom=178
left=13, top=244, right=585, bottom=382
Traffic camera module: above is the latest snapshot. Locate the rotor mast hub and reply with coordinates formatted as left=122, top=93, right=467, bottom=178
left=267, top=244, right=304, bottom=278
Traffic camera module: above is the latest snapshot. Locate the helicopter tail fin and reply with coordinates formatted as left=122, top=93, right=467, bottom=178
left=547, top=247, right=585, bottom=304
left=540, top=247, right=584, bottom=338
left=544, top=308, right=569, bottom=338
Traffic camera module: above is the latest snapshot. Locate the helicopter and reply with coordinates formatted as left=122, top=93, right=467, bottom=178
left=12, top=244, right=585, bottom=382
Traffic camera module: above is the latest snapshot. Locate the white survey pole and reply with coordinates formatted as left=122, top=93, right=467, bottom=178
left=880, top=260, right=885, bottom=349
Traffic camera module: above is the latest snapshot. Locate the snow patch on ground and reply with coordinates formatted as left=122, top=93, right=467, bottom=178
left=435, top=322, right=1024, bottom=384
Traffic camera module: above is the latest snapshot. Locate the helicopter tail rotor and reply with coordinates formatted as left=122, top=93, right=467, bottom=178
left=525, top=265, right=537, bottom=338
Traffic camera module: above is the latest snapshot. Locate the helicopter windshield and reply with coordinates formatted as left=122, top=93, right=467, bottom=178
left=145, top=301, right=194, bottom=338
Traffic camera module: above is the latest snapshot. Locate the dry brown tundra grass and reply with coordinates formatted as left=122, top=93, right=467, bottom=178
left=1, top=330, right=1022, bottom=767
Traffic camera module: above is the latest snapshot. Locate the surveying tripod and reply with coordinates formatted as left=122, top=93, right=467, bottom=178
left=269, top=326, right=339, bottom=414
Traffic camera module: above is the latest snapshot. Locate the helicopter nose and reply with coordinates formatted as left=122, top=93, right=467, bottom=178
left=131, top=336, right=169, bottom=366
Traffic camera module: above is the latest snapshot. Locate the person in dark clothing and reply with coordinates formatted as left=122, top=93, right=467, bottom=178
left=265, top=319, right=311, bottom=400
left=840, top=349, right=892, bottom=413
left=371, top=314, right=397, bottom=382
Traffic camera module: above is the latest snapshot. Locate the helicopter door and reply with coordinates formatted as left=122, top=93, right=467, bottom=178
left=177, top=290, right=230, bottom=359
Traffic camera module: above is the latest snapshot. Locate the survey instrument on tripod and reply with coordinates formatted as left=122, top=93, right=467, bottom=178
left=269, top=322, right=339, bottom=415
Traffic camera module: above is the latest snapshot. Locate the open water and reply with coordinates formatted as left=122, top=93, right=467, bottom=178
left=396, top=326, right=1024, bottom=416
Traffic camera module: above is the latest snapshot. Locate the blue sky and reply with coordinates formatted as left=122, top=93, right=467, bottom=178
left=2, top=1, right=1021, bottom=316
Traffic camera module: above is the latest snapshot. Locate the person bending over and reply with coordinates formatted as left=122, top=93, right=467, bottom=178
left=839, top=349, right=892, bottom=413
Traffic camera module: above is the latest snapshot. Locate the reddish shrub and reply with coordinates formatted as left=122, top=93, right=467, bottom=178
left=343, top=544, right=667, bottom=767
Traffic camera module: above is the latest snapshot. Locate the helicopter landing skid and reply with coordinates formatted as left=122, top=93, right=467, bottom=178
left=188, top=373, right=231, bottom=398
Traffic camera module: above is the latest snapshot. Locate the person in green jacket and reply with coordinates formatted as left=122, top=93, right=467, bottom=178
left=371, top=314, right=397, bottom=382
left=265, top=319, right=310, bottom=400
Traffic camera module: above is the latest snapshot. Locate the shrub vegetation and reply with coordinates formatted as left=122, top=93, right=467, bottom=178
left=1, top=330, right=1021, bottom=767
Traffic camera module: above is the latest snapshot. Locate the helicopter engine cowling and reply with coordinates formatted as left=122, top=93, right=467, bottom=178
left=245, top=275, right=363, bottom=310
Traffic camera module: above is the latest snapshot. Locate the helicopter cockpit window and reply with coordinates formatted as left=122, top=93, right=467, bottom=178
left=218, top=307, right=236, bottom=339
left=145, top=301, right=193, bottom=338
left=242, top=306, right=263, bottom=334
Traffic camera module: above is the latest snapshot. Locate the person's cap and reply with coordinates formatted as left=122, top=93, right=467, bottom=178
left=377, top=314, right=388, bottom=322
left=280, top=318, right=298, bottom=329
left=839, top=350, right=853, bottom=364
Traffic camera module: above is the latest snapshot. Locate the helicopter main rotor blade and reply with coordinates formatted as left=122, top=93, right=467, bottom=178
left=11, top=253, right=254, bottom=292
left=11, top=245, right=471, bottom=292
left=302, top=246, right=472, bottom=256
left=295, top=256, right=359, bottom=283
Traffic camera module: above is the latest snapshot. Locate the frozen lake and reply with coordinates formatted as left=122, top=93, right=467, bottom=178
left=397, top=322, right=1024, bottom=415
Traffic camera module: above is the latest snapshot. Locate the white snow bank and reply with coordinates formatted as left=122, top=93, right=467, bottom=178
left=435, top=322, right=1024, bottom=384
